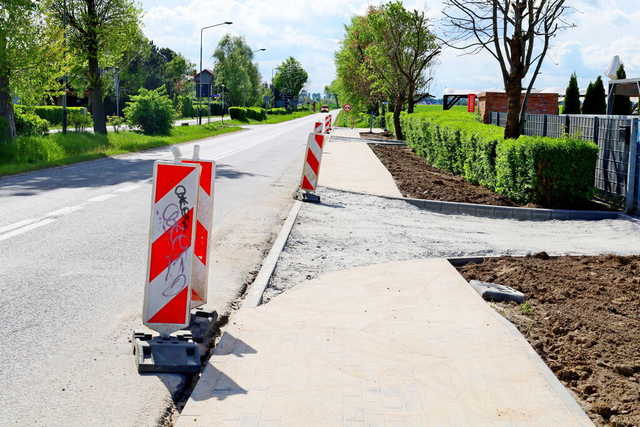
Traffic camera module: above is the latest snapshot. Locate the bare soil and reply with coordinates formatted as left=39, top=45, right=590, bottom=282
left=371, top=144, right=616, bottom=210
left=359, top=131, right=396, bottom=140
left=458, top=255, right=640, bottom=426
left=370, top=144, right=517, bottom=206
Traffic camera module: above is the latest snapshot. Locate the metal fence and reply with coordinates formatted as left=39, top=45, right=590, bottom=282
left=490, top=112, right=639, bottom=210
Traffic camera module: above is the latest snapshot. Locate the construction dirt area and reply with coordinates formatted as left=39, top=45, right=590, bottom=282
left=370, top=144, right=616, bottom=210
left=459, top=255, right=640, bottom=427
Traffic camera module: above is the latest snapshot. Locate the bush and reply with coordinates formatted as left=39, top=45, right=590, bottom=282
left=14, top=105, right=88, bottom=126
left=15, top=110, right=49, bottom=136
left=107, top=115, right=126, bottom=132
left=396, top=106, right=598, bottom=206
left=267, top=107, right=287, bottom=115
left=229, top=106, right=247, bottom=121
left=246, top=107, right=266, bottom=121
left=68, top=110, right=93, bottom=132
left=180, top=96, right=194, bottom=117
left=124, top=87, right=176, bottom=135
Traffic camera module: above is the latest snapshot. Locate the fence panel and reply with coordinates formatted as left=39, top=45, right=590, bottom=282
left=488, top=111, right=634, bottom=204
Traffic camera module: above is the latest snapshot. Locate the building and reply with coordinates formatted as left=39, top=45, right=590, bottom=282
left=477, top=91, right=559, bottom=123
left=194, top=70, right=214, bottom=98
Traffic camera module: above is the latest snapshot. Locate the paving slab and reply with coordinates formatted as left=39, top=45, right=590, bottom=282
left=318, top=128, right=402, bottom=197
left=178, top=259, right=593, bottom=426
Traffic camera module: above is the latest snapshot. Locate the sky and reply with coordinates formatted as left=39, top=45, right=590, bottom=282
left=140, top=0, right=640, bottom=97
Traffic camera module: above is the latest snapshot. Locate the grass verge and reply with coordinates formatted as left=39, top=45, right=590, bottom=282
left=0, top=122, right=242, bottom=177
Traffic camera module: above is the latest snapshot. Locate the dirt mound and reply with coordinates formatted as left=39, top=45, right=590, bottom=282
left=458, top=255, right=640, bottom=426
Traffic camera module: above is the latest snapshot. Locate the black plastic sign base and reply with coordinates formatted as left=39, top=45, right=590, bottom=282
left=294, top=190, right=321, bottom=204
left=133, top=332, right=201, bottom=374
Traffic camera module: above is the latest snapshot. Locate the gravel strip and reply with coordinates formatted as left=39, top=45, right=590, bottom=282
left=263, top=187, right=640, bottom=303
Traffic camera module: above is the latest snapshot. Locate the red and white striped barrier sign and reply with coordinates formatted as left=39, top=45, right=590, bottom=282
left=313, top=121, right=323, bottom=134
left=324, top=114, right=332, bottom=134
left=143, top=161, right=201, bottom=336
left=180, top=159, right=216, bottom=309
left=300, top=133, right=326, bottom=193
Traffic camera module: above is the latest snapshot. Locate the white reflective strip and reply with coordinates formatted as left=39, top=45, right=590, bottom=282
left=308, top=134, right=324, bottom=161
left=190, top=160, right=215, bottom=308
left=303, top=163, right=319, bottom=190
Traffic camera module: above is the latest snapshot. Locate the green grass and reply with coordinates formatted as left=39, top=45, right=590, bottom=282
left=226, top=110, right=315, bottom=126
left=0, top=122, right=242, bottom=177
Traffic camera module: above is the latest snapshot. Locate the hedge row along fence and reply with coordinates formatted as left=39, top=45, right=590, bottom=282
left=15, top=105, right=88, bottom=126
left=386, top=108, right=599, bottom=207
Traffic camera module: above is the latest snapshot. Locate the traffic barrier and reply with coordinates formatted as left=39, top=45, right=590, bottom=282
left=314, top=121, right=323, bottom=134
left=181, top=157, right=216, bottom=309
left=324, top=114, right=332, bottom=134
left=142, top=160, right=201, bottom=335
left=296, top=133, right=326, bottom=203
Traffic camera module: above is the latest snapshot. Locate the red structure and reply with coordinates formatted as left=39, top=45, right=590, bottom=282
left=478, top=92, right=559, bottom=123
left=467, top=94, right=477, bottom=113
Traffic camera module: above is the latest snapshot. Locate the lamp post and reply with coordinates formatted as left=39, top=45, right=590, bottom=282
left=199, top=21, right=232, bottom=125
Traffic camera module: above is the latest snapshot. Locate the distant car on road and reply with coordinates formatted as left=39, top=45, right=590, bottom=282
left=320, top=105, right=329, bottom=113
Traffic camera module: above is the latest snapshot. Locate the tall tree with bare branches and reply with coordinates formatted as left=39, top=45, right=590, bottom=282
left=442, top=0, right=571, bottom=138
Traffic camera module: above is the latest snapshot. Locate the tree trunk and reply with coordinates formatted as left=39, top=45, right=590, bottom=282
left=504, top=80, right=522, bottom=139
left=86, top=0, right=107, bottom=134
left=0, top=34, right=16, bottom=142
left=393, top=100, right=404, bottom=140
left=407, top=83, right=415, bottom=114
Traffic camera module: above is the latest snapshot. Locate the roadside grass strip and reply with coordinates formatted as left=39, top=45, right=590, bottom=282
left=0, top=123, right=241, bottom=177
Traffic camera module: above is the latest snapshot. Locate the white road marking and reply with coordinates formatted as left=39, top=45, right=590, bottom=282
left=88, top=194, right=117, bottom=202
left=0, top=218, right=56, bottom=242
left=48, top=205, right=85, bottom=216
left=114, top=184, right=140, bottom=193
left=0, top=218, right=41, bottom=235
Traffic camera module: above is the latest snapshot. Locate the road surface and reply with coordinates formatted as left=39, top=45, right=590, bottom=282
left=0, top=112, right=329, bottom=426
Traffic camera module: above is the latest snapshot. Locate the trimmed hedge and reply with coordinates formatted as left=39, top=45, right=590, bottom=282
left=15, top=105, right=87, bottom=126
left=391, top=107, right=598, bottom=207
left=267, top=107, right=287, bottom=115
left=229, top=107, right=267, bottom=122
left=15, top=110, right=49, bottom=136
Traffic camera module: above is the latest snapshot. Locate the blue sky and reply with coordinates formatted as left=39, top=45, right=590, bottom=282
left=140, top=0, right=640, bottom=97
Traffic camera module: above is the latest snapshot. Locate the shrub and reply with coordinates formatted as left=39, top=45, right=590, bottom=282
left=124, top=87, right=176, bottom=135
left=229, top=106, right=247, bottom=121
left=180, top=96, right=194, bottom=117
left=245, top=107, right=266, bottom=121
left=397, top=106, right=598, bottom=207
left=68, top=110, right=93, bottom=132
left=267, top=107, right=287, bottom=115
left=15, top=110, right=49, bottom=136
left=14, top=105, right=88, bottom=126
left=107, top=115, right=126, bottom=132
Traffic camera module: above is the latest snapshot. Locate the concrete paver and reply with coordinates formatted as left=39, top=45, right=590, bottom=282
left=318, top=128, right=402, bottom=197
left=178, top=259, right=593, bottom=426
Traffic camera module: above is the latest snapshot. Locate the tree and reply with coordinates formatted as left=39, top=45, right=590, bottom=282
left=582, top=76, right=606, bottom=114
left=563, top=73, right=580, bottom=114
left=49, top=0, right=141, bottom=134
left=0, top=0, right=63, bottom=141
left=213, top=35, right=261, bottom=107
left=374, top=2, right=440, bottom=113
left=443, top=0, right=571, bottom=139
left=612, top=64, right=632, bottom=115
left=273, top=57, right=308, bottom=109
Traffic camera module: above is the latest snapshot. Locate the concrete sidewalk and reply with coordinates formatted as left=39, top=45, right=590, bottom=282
left=318, top=128, right=402, bottom=197
left=178, top=259, right=592, bottom=426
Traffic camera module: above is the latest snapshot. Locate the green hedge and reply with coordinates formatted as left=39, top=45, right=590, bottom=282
left=229, top=107, right=267, bottom=122
left=267, top=107, right=287, bottom=115
left=15, top=105, right=87, bottom=126
left=392, top=107, right=598, bottom=206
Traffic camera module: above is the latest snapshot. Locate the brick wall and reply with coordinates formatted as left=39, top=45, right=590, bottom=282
left=478, top=92, right=559, bottom=123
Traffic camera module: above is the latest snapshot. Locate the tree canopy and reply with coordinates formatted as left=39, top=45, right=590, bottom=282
left=273, top=57, right=308, bottom=107
left=213, top=34, right=261, bottom=107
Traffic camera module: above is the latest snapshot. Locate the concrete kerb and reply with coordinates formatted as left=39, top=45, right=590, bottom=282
left=329, top=134, right=406, bottom=145
left=321, top=186, right=629, bottom=222
left=243, top=200, right=302, bottom=308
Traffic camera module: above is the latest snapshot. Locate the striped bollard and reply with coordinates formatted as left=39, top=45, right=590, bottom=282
left=180, top=158, right=216, bottom=309
left=324, top=114, right=332, bottom=134
left=314, top=121, right=323, bottom=134
left=133, top=160, right=202, bottom=374
left=295, top=133, right=326, bottom=203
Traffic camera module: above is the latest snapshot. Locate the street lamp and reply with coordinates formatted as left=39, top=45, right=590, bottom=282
left=199, top=21, right=232, bottom=125
left=253, top=48, right=267, bottom=53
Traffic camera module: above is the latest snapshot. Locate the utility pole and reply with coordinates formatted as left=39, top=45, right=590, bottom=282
left=62, top=0, right=68, bottom=134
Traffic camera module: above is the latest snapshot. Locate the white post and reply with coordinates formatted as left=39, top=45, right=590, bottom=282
left=193, top=145, right=201, bottom=160
left=171, top=147, right=182, bottom=161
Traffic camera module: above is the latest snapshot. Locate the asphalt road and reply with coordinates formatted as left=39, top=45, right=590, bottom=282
left=0, top=112, right=330, bottom=426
